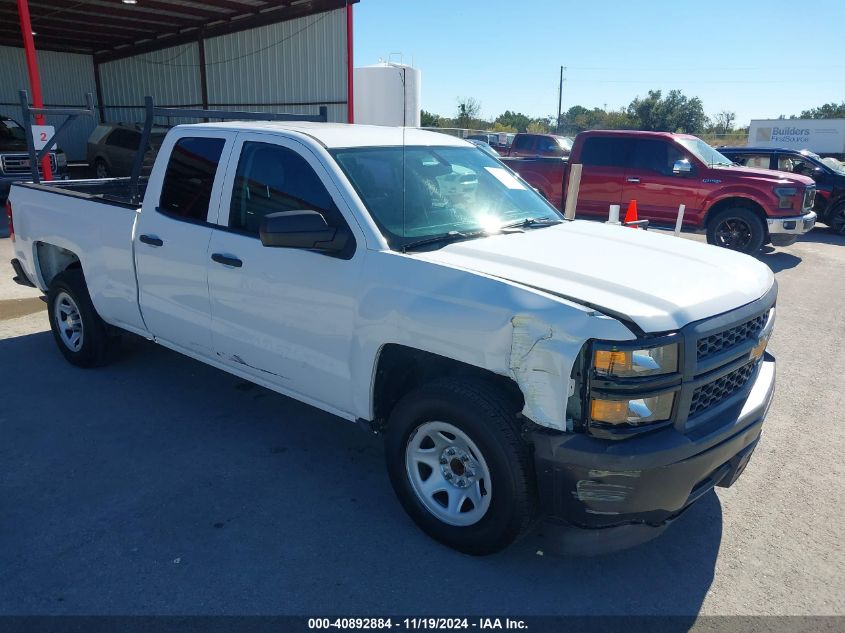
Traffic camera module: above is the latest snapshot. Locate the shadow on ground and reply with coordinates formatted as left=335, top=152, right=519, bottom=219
left=798, top=227, right=845, bottom=246
left=756, top=248, right=802, bottom=273
left=0, top=332, right=722, bottom=618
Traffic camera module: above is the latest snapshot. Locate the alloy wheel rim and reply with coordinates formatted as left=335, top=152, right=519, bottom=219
left=54, top=291, right=84, bottom=352
left=715, top=217, right=753, bottom=249
left=405, top=421, right=492, bottom=527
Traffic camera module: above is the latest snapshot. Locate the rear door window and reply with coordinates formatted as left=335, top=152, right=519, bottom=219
left=512, top=135, right=535, bottom=152
left=732, top=153, right=772, bottom=169
left=581, top=137, right=635, bottom=168
left=105, top=129, right=141, bottom=150
left=159, top=137, right=226, bottom=222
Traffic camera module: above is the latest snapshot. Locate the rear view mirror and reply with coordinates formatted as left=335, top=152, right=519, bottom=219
left=259, top=210, right=349, bottom=254
left=673, top=159, right=692, bottom=175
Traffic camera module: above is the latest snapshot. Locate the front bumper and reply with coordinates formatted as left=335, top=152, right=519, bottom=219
left=767, top=210, right=816, bottom=246
left=532, top=354, right=775, bottom=555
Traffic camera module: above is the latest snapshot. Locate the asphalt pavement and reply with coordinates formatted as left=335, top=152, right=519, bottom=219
left=1, top=229, right=843, bottom=617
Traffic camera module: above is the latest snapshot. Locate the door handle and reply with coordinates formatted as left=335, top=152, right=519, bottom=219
left=139, top=234, right=163, bottom=247
left=626, top=177, right=641, bottom=183
left=211, top=253, right=243, bottom=268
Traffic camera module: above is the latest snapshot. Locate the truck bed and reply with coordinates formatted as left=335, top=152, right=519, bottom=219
left=9, top=177, right=147, bottom=333
left=15, top=177, right=148, bottom=208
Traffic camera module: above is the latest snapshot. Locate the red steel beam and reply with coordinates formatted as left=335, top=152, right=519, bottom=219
left=16, top=0, right=52, bottom=180
left=346, top=0, right=354, bottom=123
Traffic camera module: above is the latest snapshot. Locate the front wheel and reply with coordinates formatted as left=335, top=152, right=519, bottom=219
left=384, top=377, right=537, bottom=555
left=706, top=207, right=766, bottom=254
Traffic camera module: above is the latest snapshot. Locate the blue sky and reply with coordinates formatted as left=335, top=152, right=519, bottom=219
left=354, top=0, right=845, bottom=126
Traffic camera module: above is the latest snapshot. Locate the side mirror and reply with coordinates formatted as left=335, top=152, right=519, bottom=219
left=259, top=210, right=349, bottom=254
left=672, top=159, right=692, bottom=175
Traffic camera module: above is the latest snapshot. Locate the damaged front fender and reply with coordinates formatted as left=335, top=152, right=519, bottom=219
left=508, top=312, right=634, bottom=431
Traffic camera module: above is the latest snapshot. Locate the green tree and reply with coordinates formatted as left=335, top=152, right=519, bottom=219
left=456, top=97, right=482, bottom=129
left=798, top=102, right=845, bottom=118
left=420, top=110, right=440, bottom=127
left=627, top=89, right=706, bottom=133
left=494, top=110, right=531, bottom=132
left=710, top=110, right=736, bottom=134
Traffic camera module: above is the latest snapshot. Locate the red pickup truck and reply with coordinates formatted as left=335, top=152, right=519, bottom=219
left=503, top=130, right=818, bottom=253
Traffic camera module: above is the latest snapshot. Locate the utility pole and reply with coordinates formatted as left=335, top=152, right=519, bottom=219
left=556, top=65, right=565, bottom=134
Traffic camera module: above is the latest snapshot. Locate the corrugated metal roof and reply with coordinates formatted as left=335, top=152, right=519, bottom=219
left=0, top=0, right=357, bottom=61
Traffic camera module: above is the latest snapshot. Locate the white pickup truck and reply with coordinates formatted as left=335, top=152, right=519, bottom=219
left=7, top=121, right=777, bottom=555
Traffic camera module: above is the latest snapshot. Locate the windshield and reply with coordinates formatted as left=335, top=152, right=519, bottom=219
left=0, top=117, right=26, bottom=143
left=820, top=156, right=845, bottom=174
left=676, top=137, right=733, bottom=167
left=332, top=145, right=562, bottom=250
left=557, top=136, right=574, bottom=151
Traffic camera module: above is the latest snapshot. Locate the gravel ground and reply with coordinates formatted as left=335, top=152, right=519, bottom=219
left=1, top=229, right=843, bottom=617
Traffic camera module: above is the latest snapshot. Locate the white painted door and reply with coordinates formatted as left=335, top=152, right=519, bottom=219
left=206, top=133, right=365, bottom=415
left=135, top=132, right=235, bottom=356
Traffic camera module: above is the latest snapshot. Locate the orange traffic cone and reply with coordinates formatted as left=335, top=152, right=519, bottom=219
left=624, top=199, right=639, bottom=228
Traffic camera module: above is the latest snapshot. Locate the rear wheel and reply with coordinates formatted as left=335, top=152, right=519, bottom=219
left=706, top=207, right=765, bottom=254
left=384, top=377, right=537, bottom=555
left=94, top=159, right=110, bottom=179
left=828, top=201, right=845, bottom=235
left=47, top=270, right=117, bottom=367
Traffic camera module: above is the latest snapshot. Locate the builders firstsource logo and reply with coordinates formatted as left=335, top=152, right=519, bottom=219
left=757, top=126, right=810, bottom=144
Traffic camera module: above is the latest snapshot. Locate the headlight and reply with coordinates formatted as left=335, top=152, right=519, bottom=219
left=774, top=186, right=797, bottom=209
left=592, top=342, right=678, bottom=378
left=590, top=392, right=675, bottom=426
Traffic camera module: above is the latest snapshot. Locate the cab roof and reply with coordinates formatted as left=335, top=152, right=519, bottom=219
left=175, top=121, right=472, bottom=149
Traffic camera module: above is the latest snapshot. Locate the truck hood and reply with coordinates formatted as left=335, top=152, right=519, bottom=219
left=712, top=165, right=815, bottom=187
left=414, top=221, right=774, bottom=333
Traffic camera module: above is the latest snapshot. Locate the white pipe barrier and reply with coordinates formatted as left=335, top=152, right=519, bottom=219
left=607, top=204, right=621, bottom=225
left=674, top=204, right=686, bottom=237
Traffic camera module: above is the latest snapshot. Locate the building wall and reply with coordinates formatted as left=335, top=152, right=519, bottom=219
left=98, top=7, right=348, bottom=128
left=0, top=45, right=97, bottom=161
left=204, top=8, right=348, bottom=124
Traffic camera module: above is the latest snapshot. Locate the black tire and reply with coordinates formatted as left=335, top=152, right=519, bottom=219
left=706, top=207, right=766, bottom=254
left=828, top=201, right=845, bottom=235
left=47, top=269, right=117, bottom=368
left=93, top=159, right=110, bottom=179
left=384, top=377, right=538, bottom=555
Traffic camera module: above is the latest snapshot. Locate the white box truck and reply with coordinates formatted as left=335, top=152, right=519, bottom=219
left=748, top=119, right=845, bottom=156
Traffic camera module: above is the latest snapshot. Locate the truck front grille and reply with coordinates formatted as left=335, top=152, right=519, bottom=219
left=697, top=312, right=767, bottom=362
left=0, top=153, right=57, bottom=175
left=689, top=361, right=757, bottom=418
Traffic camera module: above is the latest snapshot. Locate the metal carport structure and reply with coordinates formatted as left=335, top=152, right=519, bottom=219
left=0, top=0, right=357, bottom=161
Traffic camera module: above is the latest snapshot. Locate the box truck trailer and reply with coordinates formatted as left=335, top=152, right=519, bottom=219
left=748, top=119, right=845, bottom=157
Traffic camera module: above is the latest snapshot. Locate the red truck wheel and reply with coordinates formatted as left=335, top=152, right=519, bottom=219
left=706, top=207, right=765, bottom=254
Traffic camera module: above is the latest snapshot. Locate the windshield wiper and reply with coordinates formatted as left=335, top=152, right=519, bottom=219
left=501, top=217, right=563, bottom=229
left=402, top=230, right=487, bottom=252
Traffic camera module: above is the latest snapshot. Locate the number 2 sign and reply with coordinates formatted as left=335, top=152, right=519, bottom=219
left=31, top=125, right=56, bottom=151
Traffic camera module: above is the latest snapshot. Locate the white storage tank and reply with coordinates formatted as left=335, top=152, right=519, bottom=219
left=354, top=62, right=421, bottom=127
